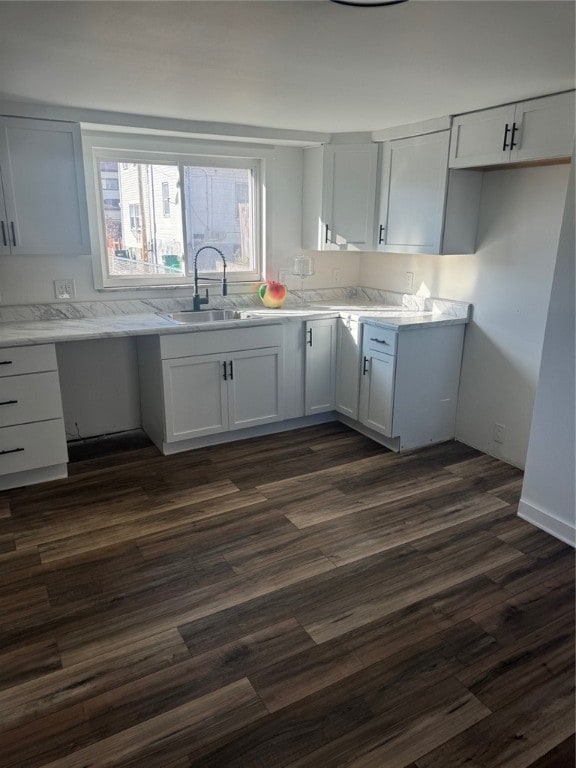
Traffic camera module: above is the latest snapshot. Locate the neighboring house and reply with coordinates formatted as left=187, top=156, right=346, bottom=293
left=102, top=162, right=250, bottom=275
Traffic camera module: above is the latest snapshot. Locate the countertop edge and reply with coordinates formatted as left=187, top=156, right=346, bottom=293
left=0, top=309, right=468, bottom=348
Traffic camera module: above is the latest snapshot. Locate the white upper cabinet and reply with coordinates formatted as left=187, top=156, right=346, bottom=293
left=450, top=91, right=575, bottom=169
left=377, top=131, right=450, bottom=254
left=375, top=130, right=482, bottom=255
left=0, top=117, right=90, bottom=256
left=302, top=142, right=377, bottom=251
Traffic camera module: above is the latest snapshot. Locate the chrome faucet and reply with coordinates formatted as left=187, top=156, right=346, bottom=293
left=192, top=246, right=228, bottom=311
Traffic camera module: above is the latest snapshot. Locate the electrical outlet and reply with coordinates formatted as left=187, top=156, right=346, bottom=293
left=405, top=272, right=414, bottom=294
left=54, top=279, right=76, bottom=300
left=493, top=423, right=505, bottom=444
left=278, top=270, right=289, bottom=285
left=332, top=268, right=341, bottom=285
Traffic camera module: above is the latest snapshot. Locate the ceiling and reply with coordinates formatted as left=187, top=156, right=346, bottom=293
left=0, top=1, right=574, bottom=135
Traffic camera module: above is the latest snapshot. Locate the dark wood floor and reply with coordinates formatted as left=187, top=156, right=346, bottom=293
left=0, top=423, right=573, bottom=768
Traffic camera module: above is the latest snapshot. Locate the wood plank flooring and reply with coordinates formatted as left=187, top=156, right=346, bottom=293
left=0, top=423, right=573, bottom=767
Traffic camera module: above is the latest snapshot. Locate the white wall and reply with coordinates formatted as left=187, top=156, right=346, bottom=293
left=518, top=160, right=575, bottom=544
left=360, top=164, right=570, bottom=468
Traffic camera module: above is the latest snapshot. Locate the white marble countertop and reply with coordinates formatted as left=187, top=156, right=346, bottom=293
left=243, top=304, right=468, bottom=330
left=0, top=303, right=468, bottom=348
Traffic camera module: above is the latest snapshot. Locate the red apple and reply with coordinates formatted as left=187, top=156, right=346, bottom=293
left=259, top=280, right=287, bottom=308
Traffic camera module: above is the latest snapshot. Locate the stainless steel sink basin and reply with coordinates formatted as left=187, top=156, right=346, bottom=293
left=166, top=309, right=243, bottom=324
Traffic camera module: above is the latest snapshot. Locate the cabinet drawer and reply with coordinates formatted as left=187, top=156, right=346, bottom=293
left=0, top=371, right=63, bottom=427
left=0, top=344, right=57, bottom=377
left=0, top=419, right=68, bottom=475
left=364, top=326, right=397, bottom=355
left=160, top=326, right=284, bottom=359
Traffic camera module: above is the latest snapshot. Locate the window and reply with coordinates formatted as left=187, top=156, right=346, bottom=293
left=101, top=178, right=119, bottom=191
left=162, top=182, right=170, bottom=217
left=128, top=203, right=141, bottom=231
left=94, top=151, right=262, bottom=287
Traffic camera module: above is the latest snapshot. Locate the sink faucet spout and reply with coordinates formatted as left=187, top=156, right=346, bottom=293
left=192, top=246, right=227, bottom=311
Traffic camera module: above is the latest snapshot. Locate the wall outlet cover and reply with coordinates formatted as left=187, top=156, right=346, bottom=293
left=54, top=279, right=76, bottom=300
left=405, top=272, right=414, bottom=294
left=493, top=423, right=505, bottom=443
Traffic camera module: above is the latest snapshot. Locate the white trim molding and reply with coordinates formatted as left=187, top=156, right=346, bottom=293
left=518, top=499, right=576, bottom=548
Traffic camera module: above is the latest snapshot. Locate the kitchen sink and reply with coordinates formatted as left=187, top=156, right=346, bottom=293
left=166, top=309, right=243, bottom=323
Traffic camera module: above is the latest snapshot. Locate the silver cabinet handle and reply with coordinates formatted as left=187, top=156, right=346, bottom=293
left=362, top=356, right=369, bottom=375
left=10, top=222, right=16, bottom=247
left=0, top=400, right=17, bottom=406
left=0, top=447, right=24, bottom=456
left=0, top=222, right=7, bottom=247
left=370, top=337, right=390, bottom=345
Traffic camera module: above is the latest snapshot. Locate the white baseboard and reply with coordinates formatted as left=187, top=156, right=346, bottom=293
left=518, top=499, right=576, bottom=547
left=161, top=413, right=338, bottom=455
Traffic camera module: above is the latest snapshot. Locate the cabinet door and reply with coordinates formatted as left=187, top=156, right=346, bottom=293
left=0, top=118, right=89, bottom=256
left=335, top=317, right=361, bottom=419
left=359, top=346, right=396, bottom=437
left=377, top=131, right=450, bottom=254
left=305, top=319, right=337, bottom=415
left=162, top=354, right=228, bottom=441
left=228, top=347, right=282, bottom=430
left=449, top=105, right=515, bottom=168
left=511, top=92, right=575, bottom=163
left=323, top=144, right=378, bottom=250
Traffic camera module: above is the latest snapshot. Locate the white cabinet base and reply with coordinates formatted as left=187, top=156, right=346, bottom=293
left=0, top=463, right=67, bottom=491
left=338, top=414, right=401, bottom=453
left=156, top=412, right=338, bottom=455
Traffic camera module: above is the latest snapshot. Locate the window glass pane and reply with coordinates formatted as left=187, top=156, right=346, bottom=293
left=99, top=161, right=184, bottom=278
left=183, top=165, right=254, bottom=273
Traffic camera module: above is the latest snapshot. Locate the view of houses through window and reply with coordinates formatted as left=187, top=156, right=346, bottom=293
left=98, top=160, right=255, bottom=280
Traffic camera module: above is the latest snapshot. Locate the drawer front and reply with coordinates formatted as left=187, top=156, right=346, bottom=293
left=0, top=344, right=57, bottom=377
left=364, top=326, right=397, bottom=355
left=0, top=419, right=68, bottom=475
left=160, top=326, right=284, bottom=359
left=0, top=371, right=63, bottom=427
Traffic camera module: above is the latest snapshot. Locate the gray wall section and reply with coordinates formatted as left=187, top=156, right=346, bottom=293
left=56, top=338, right=141, bottom=440
left=360, top=164, right=570, bottom=469
left=519, top=158, right=575, bottom=544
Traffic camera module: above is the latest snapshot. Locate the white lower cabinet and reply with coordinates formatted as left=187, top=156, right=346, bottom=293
left=335, top=316, right=361, bottom=420
left=163, top=347, right=282, bottom=441
left=355, top=323, right=466, bottom=451
left=138, top=325, right=284, bottom=452
left=304, top=318, right=337, bottom=415
left=358, top=328, right=396, bottom=437
left=0, top=344, right=68, bottom=489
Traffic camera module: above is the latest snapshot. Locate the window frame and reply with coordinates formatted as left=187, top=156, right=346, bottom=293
left=90, top=142, right=265, bottom=289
